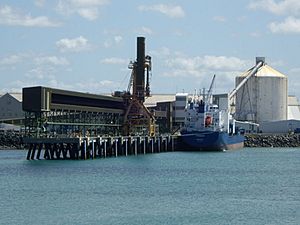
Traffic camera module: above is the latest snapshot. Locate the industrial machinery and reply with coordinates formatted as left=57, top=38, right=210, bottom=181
left=117, top=37, right=156, bottom=136
left=230, top=57, right=287, bottom=124
left=22, top=37, right=156, bottom=138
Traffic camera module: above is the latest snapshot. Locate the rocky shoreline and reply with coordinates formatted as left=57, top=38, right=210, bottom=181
left=1, top=131, right=300, bottom=149
left=244, top=133, right=300, bottom=147
left=0, top=131, right=24, bottom=150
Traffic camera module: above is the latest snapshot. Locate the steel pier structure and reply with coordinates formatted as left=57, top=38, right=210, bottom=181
left=24, top=135, right=177, bottom=160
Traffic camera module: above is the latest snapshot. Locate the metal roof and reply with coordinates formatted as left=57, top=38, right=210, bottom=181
left=0, top=93, right=22, bottom=102
left=144, top=94, right=175, bottom=107
left=239, top=64, right=287, bottom=78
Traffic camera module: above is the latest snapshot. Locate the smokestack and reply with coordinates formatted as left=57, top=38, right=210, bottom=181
left=135, top=37, right=146, bottom=102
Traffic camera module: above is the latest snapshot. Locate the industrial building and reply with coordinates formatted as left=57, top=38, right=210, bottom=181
left=259, top=96, right=300, bottom=133
left=0, top=93, right=24, bottom=125
left=3, top=53, right=300, bottom=135
left=2, top=87, right=298, bottom=134
left=22, top=86, right=124, bottom=137
left=174, top=93, right=189, bottom=126
left=235, top=57, right=288, bottom=124
left=260, top=120, right=300, bottom=133
left=288, top=95, right=300, bottom=120
left=231, top=57, right=300, bottom=134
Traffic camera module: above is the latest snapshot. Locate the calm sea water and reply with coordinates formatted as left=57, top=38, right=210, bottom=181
left=0, top=148, right=299, bottom=225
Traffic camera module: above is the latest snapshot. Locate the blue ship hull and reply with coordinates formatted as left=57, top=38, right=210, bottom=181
left=180, top=130, right=244, bottom=151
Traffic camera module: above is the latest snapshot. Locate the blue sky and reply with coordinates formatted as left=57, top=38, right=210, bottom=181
left=1, top=0, right=300, bottom=97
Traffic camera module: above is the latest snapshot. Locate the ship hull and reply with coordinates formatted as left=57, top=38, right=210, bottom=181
left=180, top=131, right=244, bottom=151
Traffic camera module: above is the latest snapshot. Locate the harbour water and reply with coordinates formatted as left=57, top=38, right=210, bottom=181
left=0, top=148, right=299, bottom=225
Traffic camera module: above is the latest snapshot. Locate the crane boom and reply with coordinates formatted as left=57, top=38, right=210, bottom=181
left=229, top=61, right=263, bottom=100
left=206, top=74, right=216, bottom=104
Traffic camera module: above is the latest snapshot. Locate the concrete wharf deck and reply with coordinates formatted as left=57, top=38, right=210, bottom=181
left=23, top=135, right=177, bottom=160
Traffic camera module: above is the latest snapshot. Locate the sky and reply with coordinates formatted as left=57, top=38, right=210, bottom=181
left=1, top=0, right=300, bottom=98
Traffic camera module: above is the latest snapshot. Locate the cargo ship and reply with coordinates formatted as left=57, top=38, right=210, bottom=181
left=180, top=75, right=244, bottom=151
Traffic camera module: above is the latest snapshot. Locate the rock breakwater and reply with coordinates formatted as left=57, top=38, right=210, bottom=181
left=0, top=131, right=23, bottom=149
left=245, top=134, right=300, bottom=147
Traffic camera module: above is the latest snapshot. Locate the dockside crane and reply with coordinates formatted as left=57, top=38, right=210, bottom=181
left=205, top=74, right=216, bottom=105
left=120, top=37, right=156, bottom=136
left=228, top=57, right=265, bottom=117
left=229, top=58, right=264, bottom=101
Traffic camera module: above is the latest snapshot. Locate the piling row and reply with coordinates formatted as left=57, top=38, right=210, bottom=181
left=24, top=136, right=176, bottom=160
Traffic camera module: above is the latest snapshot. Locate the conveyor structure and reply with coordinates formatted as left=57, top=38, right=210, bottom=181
left=23, top=86, right=125, bottom=137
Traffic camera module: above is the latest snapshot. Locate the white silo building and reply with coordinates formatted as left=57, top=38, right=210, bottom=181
left=235, top=57, right=288, bottom=124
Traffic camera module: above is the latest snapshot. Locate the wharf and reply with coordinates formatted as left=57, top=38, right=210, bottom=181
left=23, top=135, right=178, bottom=160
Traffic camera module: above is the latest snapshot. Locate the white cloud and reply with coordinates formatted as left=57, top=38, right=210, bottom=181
left=0, top=54, right=24, bottom=65
left=35, top=0, right=46, bottom=7
left=249, top=0, right=300, bottom=16
left=158, top=52, right=252, bottom=92
left=114, top=35, right=122, bottom=43
left=100, top=57, right=127, bottom=65
left=165, top=55, right=249, bottom=73
left=134, top=26, right=154, bottom=36
left=77, top=8, right=99, bottom=20
left=250, top=32, right=261, bottom=37
left=34, top=56, right=70, bottom=66
left=150, top=47, right=181, bottom=58
left=249, top=1, right=300, bottom=34
left=56, top=0, right=110, bottom=21
left=75, top=79, right=120, bottom=93
left=269, top=16, right=300, bottom=33
left=103, top=35, right=123, bottom=48
left=142, top=26, right=153, bottom=35
left=213, top=16, right=227, bottom=23
left=68, top=0, right=110, bottom=7
left=138, top=4, right=185, bottom=18
left=0, top=5, right=61, bottom=27
left=25, top=66, right=56, bottom=80
left=56, top=36, right=90, bottom=52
